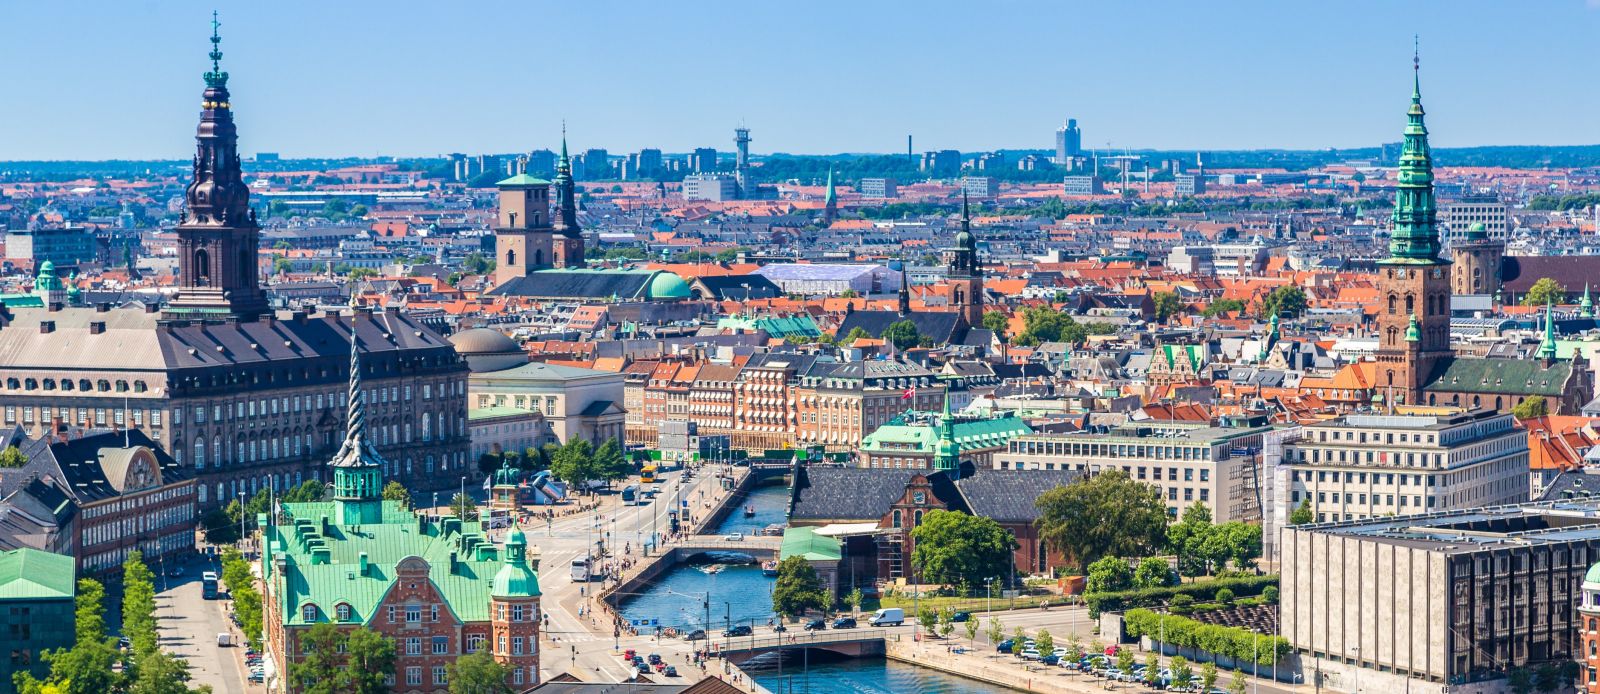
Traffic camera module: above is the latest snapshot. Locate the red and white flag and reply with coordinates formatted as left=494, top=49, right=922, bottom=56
left=902, top=388, right=915, bottom=400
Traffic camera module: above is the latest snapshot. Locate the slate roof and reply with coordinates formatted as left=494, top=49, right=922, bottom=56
left=694, top=274, right=782, bottom=301
left=835, top=309, right=967, bottom=346
left=1500, top=256, right=1600, bottom=295
left=7, top=429, right=189, bottom=505
left=789, top=468, right=934, bottom=521
left=1424, top=357, right=1574, bottom=397
left=955, top=469, right=1081, bottom=523
left=489, top=270, right=657, bottom=301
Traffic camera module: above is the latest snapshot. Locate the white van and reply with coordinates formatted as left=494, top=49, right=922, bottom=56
left=869, top=607, right=904, bottom=626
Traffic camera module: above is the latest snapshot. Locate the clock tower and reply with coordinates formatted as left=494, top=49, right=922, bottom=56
left=1374, top=56, right=1452, bottom=406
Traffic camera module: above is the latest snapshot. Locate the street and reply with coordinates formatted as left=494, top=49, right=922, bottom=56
left=154, top=555, right=263, bottom=694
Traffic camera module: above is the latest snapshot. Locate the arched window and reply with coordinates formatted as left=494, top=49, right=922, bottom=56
left=913, top=510, right=923, bottom=526
left=1388, top=295, right=1397, bottom=314
left=194, top=248, right=210, bottom=283
left=302, top=604, right=318, bottom=622
left=1405, top=294, right=1414, bottom=315
left=421, top=413, right=432, bottom=442
left=214, top=436, right=223, bottom=465
left=892, top=510, right=902, bottom=528
left=194, top=439, right=206, bottom=470
left=336, top=604, right=351, bottom=622
left=534, top=249, right=544, bottom=267
left=198, top=485, right=207, bottom=503
left=506, top=249, right=516, bottom=267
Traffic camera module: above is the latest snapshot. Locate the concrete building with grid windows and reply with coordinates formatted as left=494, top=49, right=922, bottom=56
left=993, top=419, right=1285, bottom=523
left=1281, top=408, right=1530, bottom=525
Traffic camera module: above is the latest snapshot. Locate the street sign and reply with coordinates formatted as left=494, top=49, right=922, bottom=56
left=630, top=618, right=660, bottom=627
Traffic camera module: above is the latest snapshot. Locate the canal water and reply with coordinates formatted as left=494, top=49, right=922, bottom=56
left=620, top=476, right=1019, bottom=692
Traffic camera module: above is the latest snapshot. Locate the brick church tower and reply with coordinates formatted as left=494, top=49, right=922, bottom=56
left=943, top=192, right=984, bottom=327
left=1374, top=57, right=1453, bottom=407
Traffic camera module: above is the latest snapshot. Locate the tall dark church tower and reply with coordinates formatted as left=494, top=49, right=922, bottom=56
left=1374, top=55, right=1453, bottom=406
left=166, top=15, right=269, bottom=320
left=550, top=132, right=584, bottom=269
left=943, top=192, right=983, bottom=326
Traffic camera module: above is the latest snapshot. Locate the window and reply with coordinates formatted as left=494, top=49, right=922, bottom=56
left=405, top=604, right=421, bottom=623
left=511, top=636, right=525, bottom=656
left=336, top=604, right=351, bottom=622
left=301, top=604, right=317, bottom=622
left=405, top=637, right=420, bottom=656
left=432, top=636, right=448, bottom=655
left=430, top=604, right=439, bottom=622
left=433, top=666, right=447, bottom=685
left=466, top=634, right=484, bottom=653
left=405, top=668, right=421, bottom=686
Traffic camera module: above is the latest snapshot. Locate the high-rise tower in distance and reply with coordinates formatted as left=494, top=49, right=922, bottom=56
left=734, top=126, right=751, bottom=198
left=1054, top=119, right=1082, bottom=165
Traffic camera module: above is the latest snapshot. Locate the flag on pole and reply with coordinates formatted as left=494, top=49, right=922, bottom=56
left=901, top=388, right=915, bottom=400
left=482, top=476, right=492, bottom=491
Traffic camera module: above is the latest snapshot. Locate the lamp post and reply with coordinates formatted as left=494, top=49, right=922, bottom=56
left=237, top=490, right=246, bottom=552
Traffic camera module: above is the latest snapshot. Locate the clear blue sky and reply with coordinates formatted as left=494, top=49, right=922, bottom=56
left=3, top=1, right=1598, bottom=160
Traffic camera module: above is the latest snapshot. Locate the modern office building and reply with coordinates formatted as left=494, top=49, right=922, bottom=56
left=1441, top=194, right=1509, bottom=241
left=1282, top=501, right=1600, bottom=692
left=525, top=149, right=556, bottom=176
left=994, top=419, right=1287, bottom=523
left=1062, top=175, right=1106, bottom=196
left=579, top=148, right=610, bottom=180
left=0, top=549, right=74, bottom=688
left=689, top=147, right=718, bottom=173
left=3, top=227, right=97, bottom=269
left=1054, top=118, right=1082, bottom=164
left=858, top=178, right=899, bottom=199
left=681, top=173, right=739, bottom=202
left=1281, top=409, right=1530, bottom=524
left=961, top=176, right=998, bottom=200
left=1175, top=173, right=1206, bottom=196
left=920, top=150, right=961, bottom=177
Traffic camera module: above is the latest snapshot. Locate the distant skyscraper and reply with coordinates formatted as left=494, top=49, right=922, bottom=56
left=526, top=149, right=556, bottom=175
left=1054, top=119, right=1081, bottom=164
left=734, top=127, right=751, bottom=197
left=690, top=148, right=718, bottom=173
left=626, top=148, right=662, bottom=179
left=581, top=148, right=610, bottom=180
left=920, top=150, right=961, bottom=177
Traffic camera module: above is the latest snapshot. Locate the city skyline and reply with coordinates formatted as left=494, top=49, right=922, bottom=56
left=3, top=1, right=1600, bottom=160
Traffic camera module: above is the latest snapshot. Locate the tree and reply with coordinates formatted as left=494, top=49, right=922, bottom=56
left=1011, top=627, right=1026, bottom=656
left=1263, top=585, right=1280, bottom=604
left=1171, top=656, right=1192, bottom=690
left=1085, top=556, right=1133, bottom=593
left=291, top=623, right=346, bottom=694
left=845, top=587, right=863, bottom=616
left=272, top=255, right=294, bottom=275
left=343, top=627, right=398, bottom=694
left=981, top=310, right=1010, bottom=341
left=1115, top=646, right=1135, bottom=675
left=1288, top=498, right=1314, bottom=526
left=462, top=251, right=493, bottom=275
left=1259, top=285, right=1308, bottom=319
left=450, top=493, right=479, bottom=521
left=591, top=438, right=630, bottom=486
left=1228, top=669, right=1248, bottom=694
left=1036, top=470, right=1168, bottom=569
left=964, top=616, right=979, bottom=642
left=221, top=550, right=263, bottom=650
left=840, top=327, right=872, bottom=344
left=1011, top=305, right=1077, bottom=346
left=936, top=608, right=955, bottom=639
left=1034, top=629, right=1054, bottom=659
left=1507, top=668, right=1534, bottom=694
left=1523, top=277, right=1566, bottom=307
left=129, top=649, right=205, bottom=694
left=1144, top=652, right=1161, bottom=685
left=549, top=438, right=596, bottom=490
left=1215, top=587, right=1235, bottom=605
left=448, top=649, right=511, bottom=694
left=1201, top=298, right=1247, bottom=318
left=381, top=481, right=412, bottom=510
left=986, top=616, right=1004, bottom=646
left=348, top=267, right=378, bottom=280
left=882, top=320, right=922, bottom=350
left=1199, top=661, right=1219, bottom=691
left=1152, top=291, right=1183, bottom=323
left=1168, top=502, right=1218, bottom=577
left=18, top=578, right=123, bottom=694
left=281, top=480, right=327, bottom=503
left=1214, top=522, right=1263, bottom=572
left=0, top=446, right=28, bottom=468
left=916, top=605, right=938, bottom=635
left=1133, top=557, right=1174, bottom=589
left=839, top=289, right=859, bottom=298
left=909, top=510, right=1018, bottom=588
left=771, top=557, right=828, bottom=619
left=1513, top=396, right=1550, bottom=420
left=122, top=551, right=159, bottom=657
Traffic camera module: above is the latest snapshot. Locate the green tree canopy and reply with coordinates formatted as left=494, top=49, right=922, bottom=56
left=0, top=446, right=27, bottom=468
left=1152, top=291, right=1184, bottom=322
left=1523, top=277, right=1566, bottom=307
left=16, top=578, right=124, bottom=694
left=909, top=510, right=1018, bottom=588
left=840, top=327, right=872, bottom=344
left=981, top=310, right=1010, bottom=340
left=1513, top=395, right=1550, bottom=420
left=882, top=320, right=922, bottom=350
left=592, top=438, right=630, bottom=485
left=549, top=438, right=597, bottom=491
left=1085, top=556, right=1134, bottom=593
left=448, top=649, right=511, bottom=694
left=1133, top=557, right=1175, bottom=589
left=381, top=481, right=412, bottom=510
left=1200, top=298, right=1247, bottom=318
left=1035, top=470, right=1169, bottom=568
left=772, top=556, right=828, bottom=619
left=122, top=551, right=158, bottom=657
left=1288, top=498, right=1314, bottom=526
left=1259, top=285, right=1308, bottom=319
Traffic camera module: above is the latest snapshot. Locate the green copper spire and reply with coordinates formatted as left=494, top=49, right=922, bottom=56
left=491, top=526, right=541, bottom=598
left=1405, top=313, right=1421, bottom=343
left=1382, top=47, right=1443, bottom=265
left=933, top=390, right=959, bottom=474
left=1539, top=300, right=1559, bottom=360
left=824, top=165, right=836, bottom=205
left=203, top=11, right=228, bottom=89
left=1581, top=283, right=1593, bottom=318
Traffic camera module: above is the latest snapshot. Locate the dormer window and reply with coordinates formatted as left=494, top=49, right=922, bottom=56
left=336, top=603, right=351, bottom=622
left=302, top=604, right=318, bottom=622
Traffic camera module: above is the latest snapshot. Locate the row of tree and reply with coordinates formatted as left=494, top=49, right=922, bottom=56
left=15, top=552, right=207, bottom=694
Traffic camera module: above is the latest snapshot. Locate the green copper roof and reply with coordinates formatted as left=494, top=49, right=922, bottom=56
left=779, top=527, right=841, bottom=562
left=1539, top=302, right=1559, bottom=360
left=497, top=173, right=552, bottom=187
left=1463, top=222, right=1489, bottom=241
left=824, top=166, right=836, bottom=205
left=1423, top=358, right=1571, bottom=397
left=860, top=410, right=1032, bottom=457
left=1382, top=61, right=1444, bottom=265
left=492, top=527, right=540, bottom=598
left=0, top=548, right=75, bottom=601
left=647, top=271, right=692, bottom=300
left=716, top=314, right=821, bottom=339
left=1586, top=562, right=1600, bottom=585
left=1405, top=313, right=1421, bottom=342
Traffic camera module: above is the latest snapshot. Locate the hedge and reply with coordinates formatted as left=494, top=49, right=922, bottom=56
left=1124, top=608, right=1289, bottom=666
left=1086, top=574, right=1277, bottom=618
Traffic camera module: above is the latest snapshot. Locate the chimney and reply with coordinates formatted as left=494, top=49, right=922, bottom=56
left=358, top=552, right=369, bottom=577
left=144, top=302, right=159, bottom=314
left=447, top=551, right=458, bottom=576
left=89, top=321, right=105, bottom=335
left=46, top=302, right=63, bottom=312
left=38, top=321, right=54, bottom=334
left=94, top=303, right=110, bottom=313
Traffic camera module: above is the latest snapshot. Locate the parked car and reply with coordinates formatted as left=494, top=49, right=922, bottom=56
left=803, top=618, right=826, bottom=631
left=1040, top=654, right=1060, bottom=666
left=1020, top=647, right=1041, bottom=660
left=724, top=625, right=752, bottom=637
left=995, top=638, right=1015, bottom=653
left=832, top=617, right=857, bottom=629
left=684, top=629, right=707, bottom=641
left=948, top=611, right=971, bottom=622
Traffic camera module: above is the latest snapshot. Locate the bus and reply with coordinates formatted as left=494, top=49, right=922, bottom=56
left=620, top=485, right=638, bottom=506
left=640, top=465, right=659, bottom=484
left=571, top=555, right=593, bottom=582
left=201, top=571, right=219, bottom=600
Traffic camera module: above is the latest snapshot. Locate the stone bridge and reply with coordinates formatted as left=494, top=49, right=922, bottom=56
left=710, top=628, right=894, bottom=664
